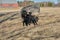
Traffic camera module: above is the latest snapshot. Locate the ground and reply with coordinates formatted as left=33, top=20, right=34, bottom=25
left=0, top=7, right=60, bottom=40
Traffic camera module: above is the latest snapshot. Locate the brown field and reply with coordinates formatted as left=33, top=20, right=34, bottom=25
left=0, top=7, right=60, bottom=40
left=0, top=7, right=20, bottom=13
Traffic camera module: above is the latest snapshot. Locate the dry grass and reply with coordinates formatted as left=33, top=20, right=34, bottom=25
left=0, top=7, right=21, bottom=13
left=0, top=7, right=60, bottom=40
